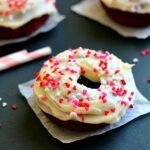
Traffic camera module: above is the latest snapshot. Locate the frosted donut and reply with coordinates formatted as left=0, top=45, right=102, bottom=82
left=34, top=47, right=136, bottom=127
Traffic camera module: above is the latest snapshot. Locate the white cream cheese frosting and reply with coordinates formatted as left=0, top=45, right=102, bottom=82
left=34, top=47, right=136, bottom=124
left=102, top=0, right=150, bottom=14
left=0, top=0, right=57, bottom=29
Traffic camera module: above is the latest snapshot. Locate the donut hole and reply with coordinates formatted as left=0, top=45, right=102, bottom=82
left=77, top=75, right=100, bottom=89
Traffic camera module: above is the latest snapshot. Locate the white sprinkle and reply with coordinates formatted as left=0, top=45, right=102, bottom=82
left=2, top=102, right=7, bottom=107
left=0, top=97, right=2, bottom=101
left=132, top=58, right=139, bottom=63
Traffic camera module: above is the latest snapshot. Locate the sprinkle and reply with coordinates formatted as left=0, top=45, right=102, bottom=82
left=41, top=96, right=47, bottom=102
left=80, top=66, right=86, bottom=75
left=2, top=102, right=7, bottom=107
left=104, top=110, right=109, bottom=116
left=93, top=67, right=98, bottom=73
left=114, top=69, right=120, bottom=74
left=11, top=104, right=17, bottom=110
left=81, top=116, right=85, bottom=122
left=132, top=58, right=139, bottom=63
left=128, top=97, right=132, bottom=101
left=82, top=89, right=87, bottom=95
left=69, top=77, right=73, bottom=81
left=121, top=101, right=127, bottom=106
left=120, top=79, right=126, bottom=86
left=67, top=97, right=73, bottom=102
left=0, top=97, right=2, bottom=101
left=130, top=91, right=134, bottom=96
left=110, top=108, right=116, bottom=112
left=147, top=78, right=150, bottom=83
left=129, top=104, right=133, bottom=108
left=59, top=98, right=64, bottom=104
left=64, top=82, right=70, bottom=88
left=67, top=90, right=72, bottom=95
left=72, top=85, right=77, bottom=90
left=141, top=49, right=150, bottom=56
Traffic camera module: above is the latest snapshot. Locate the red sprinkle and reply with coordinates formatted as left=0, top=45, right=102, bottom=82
left=120, top=79, right=126, bottom=86
left=64, top=82, right=70, bottom=88
left=72, top=85, right=77, bottom=90
left=110, top=108, right=116, bottom=113
left=41, top=96, right=47, bottom=102
left=141, top=49, right=150, bottom=56
left=80, top=66, right=86, bottom=75
left=59, top=98, right=64, bottom=104
left=129, top=104, right=133, bottom=108
left=104, top=110, right=109, bottom=116
left=93, top=68, right=98, bottom=73
left=11, top=104, right=17, bottom=110
left=81, top=116, right=85, bottom=122
left=67, top=90, right=72, bottom=95
left=147, top=78, right=150, bottom=83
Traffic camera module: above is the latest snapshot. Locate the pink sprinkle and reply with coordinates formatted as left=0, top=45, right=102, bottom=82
left=67, top=97, right=72, bottom=102
left=68, top=48, right=73, bottom=51
left=128, top=97, right=132, bottom=101
left=43, top=63, right=48, bottom=67
left=97, top=88, right=101, bottom=92
left=82, top=89, right=87, bottom=95
left=121, top=101, right=127, bottom=106
left=105, top=70, right=109, bottom=75
left=73, top=100, right=79, bottom=107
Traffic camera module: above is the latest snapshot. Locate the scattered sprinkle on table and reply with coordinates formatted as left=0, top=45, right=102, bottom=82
left=132, top=58, right=139, bottom=63
left=11, top=104, right=17, bottom=110
left=2, top=102, right=7, bottom=107
left=0, top=97, right=2, bottom=101
left=141, top=49, right=150, bottom=56
left=147, top=79, right=150, bottom=83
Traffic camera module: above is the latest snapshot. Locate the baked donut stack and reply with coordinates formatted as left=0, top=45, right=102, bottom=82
left=0, top=0, right=57, bottom=39
left=101, top=0, right=150, bottom=27
left=34, top=47, right=136, bottom=130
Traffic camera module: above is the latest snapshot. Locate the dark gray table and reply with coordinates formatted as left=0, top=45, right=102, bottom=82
left=0, top=0, right=150, bottom=150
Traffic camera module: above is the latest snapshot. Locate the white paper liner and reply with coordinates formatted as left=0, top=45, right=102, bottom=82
left=0, top=12, right=65, bottom=46
left=71, top=0, right=150, bottom=39
left=18, top=79, right=150, bottom=143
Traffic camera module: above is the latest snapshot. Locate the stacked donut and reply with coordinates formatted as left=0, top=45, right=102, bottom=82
left=0, top=0, right=57, bottom=39
left=34, top=47, right=136, bottom=130
left=101, top=0, right=150, bottom=27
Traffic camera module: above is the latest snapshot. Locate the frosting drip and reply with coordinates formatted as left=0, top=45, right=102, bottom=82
left=102, top=0, right=150, bottom=14
left=0, top=0, right=57, bottom=29
left=34, top=48, right=136, bottom=124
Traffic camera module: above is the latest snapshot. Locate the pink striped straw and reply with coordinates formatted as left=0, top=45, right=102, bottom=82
left=0, top=46, right=51, bottom=71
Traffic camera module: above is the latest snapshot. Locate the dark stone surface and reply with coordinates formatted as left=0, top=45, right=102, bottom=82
left=0, top=0, right=150, bottom=150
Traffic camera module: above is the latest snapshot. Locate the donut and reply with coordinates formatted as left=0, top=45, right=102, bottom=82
left=34, top=47, right=136, bottom=130
left=101, top=0, right=150, bottom=27
left=0, top=0, right=57, bottom=39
